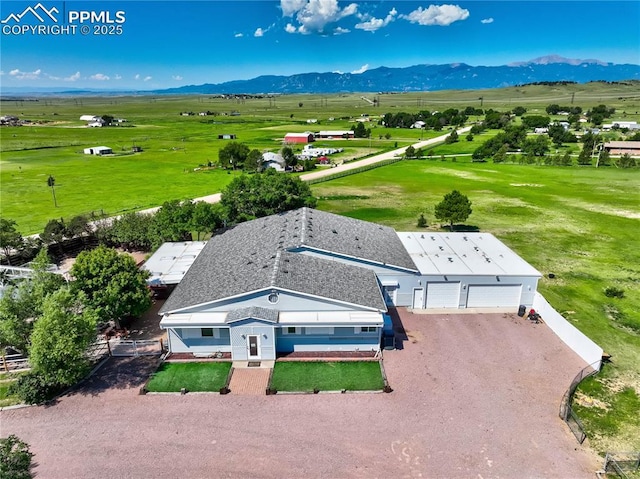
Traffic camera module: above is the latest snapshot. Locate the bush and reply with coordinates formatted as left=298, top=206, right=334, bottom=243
left=8, top=371, right=63, bottom=405
left=417, top=214, right=428, bottom=228
left=0, top=435, right=34, bottom=479
left=604, top=286, right=625, bottom=299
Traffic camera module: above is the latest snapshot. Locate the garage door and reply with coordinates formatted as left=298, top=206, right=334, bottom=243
left=467, top=285, right=522, bottom=308
left=426, top=282, right=460, bottom=308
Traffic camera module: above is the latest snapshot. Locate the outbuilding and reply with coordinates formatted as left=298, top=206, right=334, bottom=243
left=83, top=146, right=112, bottom=155
left=284, top=132, right=314, bottom=144
left=603, top=141, right=640, bottom=156
left=316, top=130, right=354, bottom=139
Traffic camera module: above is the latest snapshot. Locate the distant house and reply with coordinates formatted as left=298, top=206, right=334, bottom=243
left=262, top=152, right=286, bottom=171
left=602, top=121, right=640, bottom=131
left=316, top=130, right=354, bottom=139
left=80, top=115, right=101, bottom=122
left=306, top=119, right=318, bottom=124
left=83, top=146, right=113, bottom=156
left=603, top=141, right=640, bottom=156
left=284, top=132, right=314, bottom=144
left=411, top=121, right=426, bottom=129
left=218, top=134, right=237, bottom=140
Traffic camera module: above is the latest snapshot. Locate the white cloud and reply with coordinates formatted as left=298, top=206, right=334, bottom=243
left=235, top=33, right=243, bottom=37
left=9, top=68, right=42, bottom=80
left=144, top=76, right=152, bottom=82
left=351, top=64, right=369, bottom=74
left=333, top=70, right=344, bottom=74
left=254, top=27, right=265, bottom=37
left=172, top=75, right=183, bottom=81
left=134, top=74, right=140, bottom=80
left=65, top=71, right=81, bottom=82
left=355, top=8, right=397, bottom=32
left=401, top=4, right=469, bottom=26
left=114, top=74, right=122, bottom=80
left=281, top=0, right=358, bottom=34
left=480, top=17, right=493, bottom=24
left=333, top=26, right=350, bottom=34
left=90, top=73, right=110, bottom=81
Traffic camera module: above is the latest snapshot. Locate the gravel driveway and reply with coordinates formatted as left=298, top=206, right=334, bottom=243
left=0, top=309, right=599, bottom=478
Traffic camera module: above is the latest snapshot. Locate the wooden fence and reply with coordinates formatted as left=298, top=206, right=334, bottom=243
left=0, top=354, right=30, bottom=373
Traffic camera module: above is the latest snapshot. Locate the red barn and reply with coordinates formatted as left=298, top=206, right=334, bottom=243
left=284, top=132, right=314, bottom=144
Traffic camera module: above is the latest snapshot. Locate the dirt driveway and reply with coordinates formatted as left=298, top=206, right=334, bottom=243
left=0, top=309, right=598, bottom=478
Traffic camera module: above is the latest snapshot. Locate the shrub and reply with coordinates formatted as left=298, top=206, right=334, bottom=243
left=417, top=214, right=428, bottom=228
left=8, top=371, right=63, bottom=405
left=604, top=287, right=625, bottom=299
left=0, top=435, right=34, bottom=479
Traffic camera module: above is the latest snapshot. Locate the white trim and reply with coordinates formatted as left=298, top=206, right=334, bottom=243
left=296, top=245, right=419, bottom=274
left=412, top=288, right=425, bottom=309
left=247, top=335, right=261, bottom=360
left=282, top=326, right=301, bottom=335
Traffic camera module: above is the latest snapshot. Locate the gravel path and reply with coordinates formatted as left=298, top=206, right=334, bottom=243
left=0, top=309, right=598, bottom=478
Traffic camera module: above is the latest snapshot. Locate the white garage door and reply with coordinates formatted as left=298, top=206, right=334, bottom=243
left=426, top=282, right=460, bottom=308
left=467, top=285, right=522, bottom=308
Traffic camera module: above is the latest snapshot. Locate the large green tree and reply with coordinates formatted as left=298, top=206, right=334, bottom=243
left=0, top=218, right=24, bottom=265
left=0, top=435, right=34, bottom=479
left=152, top=200, right=195, bottom=247
left=190, top=202, right=222, bottom=240
left=434, top=190, right=473, bottom=230
left=219, top=142, right=250, bottom=170
left=29, top=288, right=98, bottom=386
left=71, top=246, right=151, bottom=326
left=220, top=169, right=317, bottom=223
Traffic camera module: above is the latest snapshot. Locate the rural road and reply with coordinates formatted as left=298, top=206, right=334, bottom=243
left=143, top=126, right=472, bottom=212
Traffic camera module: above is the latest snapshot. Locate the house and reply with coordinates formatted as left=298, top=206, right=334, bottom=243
left=603, top=141, right=640, bottom=156
left=411, top=121, right=426, bottom=129
left=83, top=146, right=112, bottom=155
left=602, top=121, right=640, bottom=131
left=284, top=132, right=314, bottom=144
left=315, top=130, right=354, bottom=139
left=157, top=209, right=541, bottom=359
left=262, top=152, right=286, bottom=171
left=80, top=115, right=101, bottom=122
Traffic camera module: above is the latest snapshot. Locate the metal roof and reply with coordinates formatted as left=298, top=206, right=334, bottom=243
left=397, top=232, right=541, bottom=277
left=143, top=242, right=207, bottom=286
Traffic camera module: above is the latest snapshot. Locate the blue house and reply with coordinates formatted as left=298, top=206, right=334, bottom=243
left=158, top=208, right=541, bottom=359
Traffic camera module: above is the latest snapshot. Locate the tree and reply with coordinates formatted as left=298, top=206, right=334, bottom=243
left=404, top=145, right=416, bottom=158
left=522, top=135, right=550, bottom=157
left=108, top=212, right=155, bottom=251
left=40, top=218, right=66, bottom=254
left=0, top=218, right=23, bottom=265
left=0, top=435, right=34, bottom=479
left=190, top=202, right=222, bottom=240
left=28, top=288, right=98, bottom=387
left=220, top=169, right=317, bottom=223
left=492, top=144, right=509, bottom=163
left=434, top=190, right=472, bottom=230
left=444, top=129, right=459, bottom=144
left=245, top=149, right=264, bottom=172
left=152, top=200, right=195, bottom=246
left=71, top=246, right=151, bottom=327
left=466, top=133, right=474, bottom=142
left=512, top=106, right=527, bottom=116
left=281, top=146, right=297, bottom=168
left=353, top=122, right=370, bottom=139
left=218, top=142, right=250, bottom=170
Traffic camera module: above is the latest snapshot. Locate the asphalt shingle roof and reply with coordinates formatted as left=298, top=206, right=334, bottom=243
left=226, top=306, right=279, bottom=323
left=160, top=208, right=406, bottom=314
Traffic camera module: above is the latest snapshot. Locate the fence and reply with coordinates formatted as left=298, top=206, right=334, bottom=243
left=603, top=452, right=640, bottom=478
left=108, top=339, right=164, bottom=357
left=0, top=354, right=30, bottom=373
left=559, top=360, right=601, bottom=444
left=306, top=156, right=403, bottom=185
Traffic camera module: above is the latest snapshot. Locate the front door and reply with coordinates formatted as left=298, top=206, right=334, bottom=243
left=247, top=335, right=260, bottom=359
left=412, top=288, right=424, bottom=309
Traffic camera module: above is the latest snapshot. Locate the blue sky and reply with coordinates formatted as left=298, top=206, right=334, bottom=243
left=1, top=0, right=639, bottom=90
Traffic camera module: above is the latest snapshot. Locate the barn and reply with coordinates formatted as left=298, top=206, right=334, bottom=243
left=284, top=132, right=314, bottom=144
left=316, top=130, right=354, bottom=139
left=157, top=208, right=541, bottom=359
left=603, top=141, right=640, bottom=156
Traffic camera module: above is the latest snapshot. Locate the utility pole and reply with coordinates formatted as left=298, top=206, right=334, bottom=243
left=48, top=175, right=58, bottom=207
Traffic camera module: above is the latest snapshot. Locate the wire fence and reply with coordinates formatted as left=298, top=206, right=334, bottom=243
left=558, top=360, right=601, bottom=444
left=603, top=452, right=640, bottom=478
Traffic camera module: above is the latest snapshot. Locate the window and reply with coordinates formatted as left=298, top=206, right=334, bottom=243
left=201, top=328, right=214, bottom=337
left=268, top=291, right=279, bottom=304
left=360, top=326, right=377, bottom=333
left=282, top=326, right=301, bottom=335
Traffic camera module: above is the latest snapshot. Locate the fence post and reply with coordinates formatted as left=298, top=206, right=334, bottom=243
left=106, top=338, right=112, bottom=357
left=1, top=355, right=7, bottom=372
left=160, top=338, right=164, bottom=352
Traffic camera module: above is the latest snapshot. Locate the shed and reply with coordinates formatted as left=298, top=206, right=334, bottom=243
left=316, top=130, right=354, bottom=139
left=83, top=146, right=112, bottom=155
left=218, top=134, right=237, bottom=140
left=284, top=133, right=314, bottom=144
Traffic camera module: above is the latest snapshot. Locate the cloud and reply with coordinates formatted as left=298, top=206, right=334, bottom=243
left=134, top=74, right=140, bottom=80
left=351, top=64, right=369, bottom=74
left=144, top=76, right=152, bottom=82
left=480, top=17, right=493, bottom=24
left=9, top=68, right=42, bottom=80
left=114, top=74, right=122, bottom=80
left=401, top=4, right=470, bottom=26
left=254, top=27, right=265, bottom=37
left=281, top=0, right=358, bottom=34
left=172, top=75, right=183, bottom=81
left=355, top=8, right=397, bottom=32
left=235, top=33, right=243, bottom=37
left=65, top=71, right=81, bottom=82
left=333, top=26, right=350, bottom=34
left=90, top=73, right=110, bottom=81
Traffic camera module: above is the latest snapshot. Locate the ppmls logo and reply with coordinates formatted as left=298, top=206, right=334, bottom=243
left=2, top=2, right=126, bottom=36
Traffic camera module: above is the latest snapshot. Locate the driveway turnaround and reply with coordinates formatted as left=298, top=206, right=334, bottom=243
left=0, top=310, right=598, bottom=478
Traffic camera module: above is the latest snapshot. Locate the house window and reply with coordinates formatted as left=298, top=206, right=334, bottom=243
left=268, top=291, right=279, bottom=303
left=201, top=328, right=214, bottom=337
left=360, top=326, right=377, bottom=333
left=282, top=326, right=301, bottom=335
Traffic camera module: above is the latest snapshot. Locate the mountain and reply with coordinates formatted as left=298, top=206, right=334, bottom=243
left=156, top=56, right=640, bottom=95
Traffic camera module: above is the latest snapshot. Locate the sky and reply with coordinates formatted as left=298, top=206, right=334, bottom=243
left=1, top=0, right=639, bottom=90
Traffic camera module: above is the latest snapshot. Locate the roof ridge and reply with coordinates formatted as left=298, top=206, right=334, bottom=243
left=299, top=207, right=307, bottom=245
left=270, top=250, right=282, bottom=287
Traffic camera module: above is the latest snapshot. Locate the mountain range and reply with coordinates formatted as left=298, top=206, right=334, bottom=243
left=156, top=56, right=639, bottom=95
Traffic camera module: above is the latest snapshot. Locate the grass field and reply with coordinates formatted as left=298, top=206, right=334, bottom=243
left=270, top=361, right=384, bottom=392
left=145, top=362, right=232, bottom=393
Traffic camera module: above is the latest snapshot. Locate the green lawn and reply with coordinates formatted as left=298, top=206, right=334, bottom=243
left=145, top=362, right=232, bottom=393
left=0, top=371, right=28, bottom=407
left=270, top=361, right=385, bottom=392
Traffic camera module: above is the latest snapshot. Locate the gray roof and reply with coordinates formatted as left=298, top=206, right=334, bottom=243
left=226, top=306, right=279, bottom=323
left=160, top=208, right=389, bottom=314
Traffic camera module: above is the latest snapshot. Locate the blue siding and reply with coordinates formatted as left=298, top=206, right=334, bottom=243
left=168, top=328, right=231, bottom=354
left=276, top=326, right=380, bottom=353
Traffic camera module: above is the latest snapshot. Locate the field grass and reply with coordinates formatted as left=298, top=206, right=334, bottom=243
left=145, top=362, right=232, bottom=392
left=312, top=159, right=640, bottom=451
left=0, top=371, right=28, bottom=407
left=270, top=361, right=384, bottom=392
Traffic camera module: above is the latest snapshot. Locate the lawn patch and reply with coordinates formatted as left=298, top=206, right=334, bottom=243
left=146, top=362, right=232, bottom=393
left=270, top=361, right=384, bottom=392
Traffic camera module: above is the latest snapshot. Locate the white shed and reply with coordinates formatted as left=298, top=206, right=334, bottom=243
left=83, top=146, right=113, bottom=155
